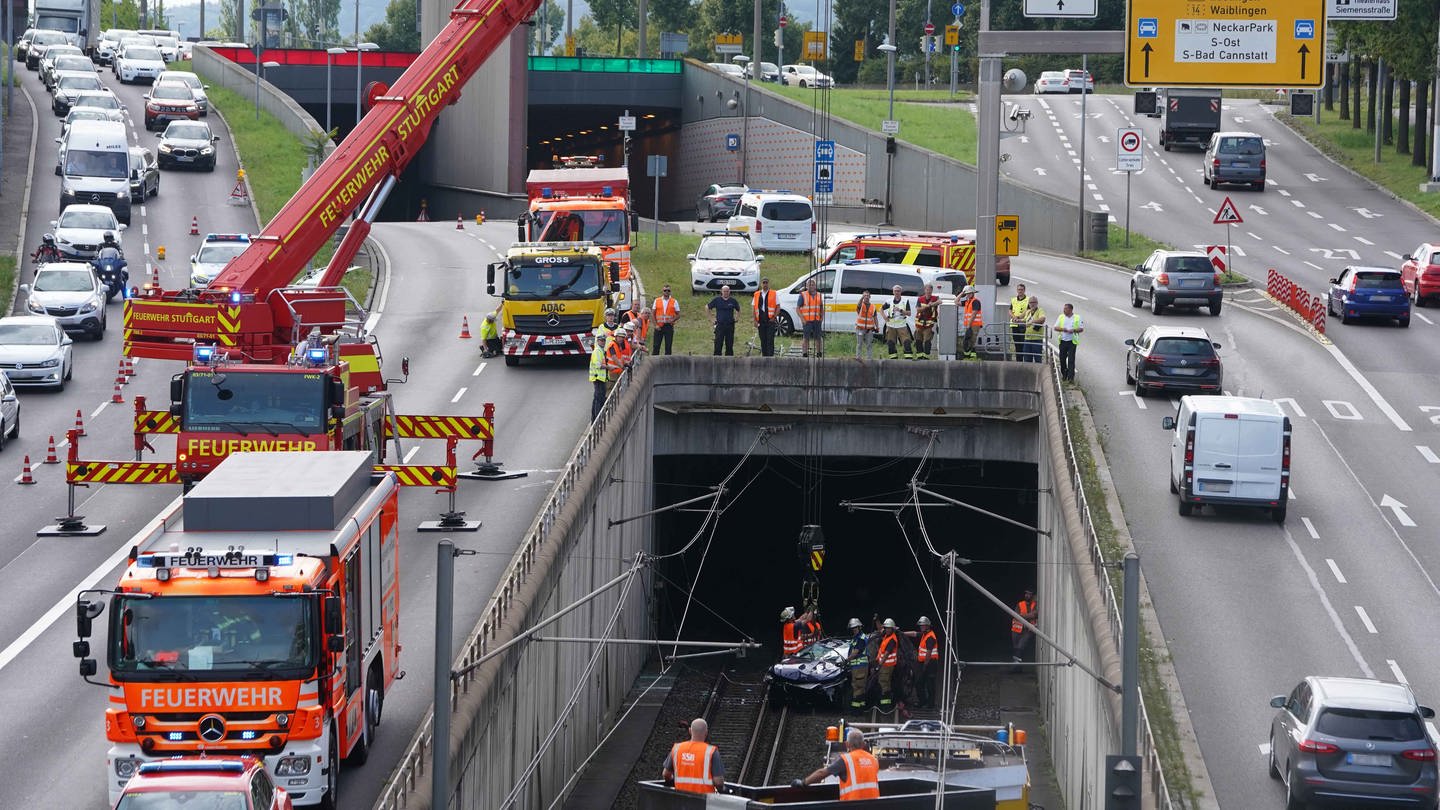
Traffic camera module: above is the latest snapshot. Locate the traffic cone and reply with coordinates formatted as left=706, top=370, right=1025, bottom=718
left=112, top=380, right=125, bottom=404
left=74, top=409, right=86, bottom=437
left=417, top=199, right=430, bottom=222
left=17, top=455, right=35, bottom=485
left=479, top=210, right=486, bottom=224
left=189, top=216, right=199, bottom=236
left=116, top=358, right=129, bottom=384
left=123, top=356, right=136, bottom=377
left=458, top=316, right=473, bottom=339
left=43, top=435, right=60, bottom=464
left=455, top=215, right=464, bottom=230
left=150, top=262, right=159, bottom=286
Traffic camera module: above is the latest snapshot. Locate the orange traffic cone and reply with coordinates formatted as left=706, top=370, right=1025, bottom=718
left=74, top=409, right=86, bottom=437
left=190, top=216, right=200, bottom=236
left=17, top=455, right=35, bottom=485
left=43, top=435, right=60, bottom=464
left=150, top=262, right=159, bottom=286
left=417, top=200, right=430, bottom=222
left=116, top=358, right=129, bottom=384
left=458, top=316, right=473, bottom=339
left=455, top=215, right=464, bottom=230
left=123, top=356, right=136, bottom=377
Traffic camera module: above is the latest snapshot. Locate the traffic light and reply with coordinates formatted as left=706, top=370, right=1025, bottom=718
left=1289, top=92, right=1314, bottom=116
left=885, top=136, right=896, bottom=155
left=1104, top=755, right=1141, bottom=810
left=774, top=29, right=782, bottom=47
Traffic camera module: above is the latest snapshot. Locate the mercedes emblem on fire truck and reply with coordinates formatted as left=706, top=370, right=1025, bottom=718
left=198, top=714, right=227, bottom=743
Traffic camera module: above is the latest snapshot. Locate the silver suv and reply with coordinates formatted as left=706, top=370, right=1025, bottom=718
left=1130, top=249, right=1223, bottom=316
left=1270, top=676, right=1438, bottom=809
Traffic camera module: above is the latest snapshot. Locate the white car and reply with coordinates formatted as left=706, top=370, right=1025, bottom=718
left=157, top=70, right=209, bottom=115
left=0, top=316, right=74, bottom=391
left=1064, top=68, right=1094, bottom=93
left=21, top=262, right=109, bottom=340
left=50, top=204, right=125, bottom=260
left=688, top=230, right=764, bottom=295
left=96, top=29, right=137, bottom=64
left=0, top=370, right=19, bottom=452
left=150, top=34, right=181, bottom=61
left=781, top=64, right=833, bottom=88
left=1034, top=71, right=1069, bottom=94
left=115, top=44, right=166, bottom=83
left=190, top=233, right=251, bottom=287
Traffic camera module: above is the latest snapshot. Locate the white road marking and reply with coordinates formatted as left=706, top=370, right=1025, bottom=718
left=1273, top=398, right=1306, bottom=418
left=0, top=496, right=183, bottom=672
left=1354, top=606, right=1378, bottom=634
left=403, top=446, right=421, bottom=463
left=1389, top=659, right=1409, bottom=684
left=1328, top=223, right=1346, bottom=232
left=1292, top=199, right=1306, bottom=208
left=1385, top=250, right=1404, bottom=261
left=1380, top=494, right=1417, bottom=527
left=363, top=236, right=395, bottom=333
left=1247, top=231, right=1262, bottom=240
left=1289, top=487, right=1297, bottom=500
left=1326, top=559, right=1347, bottom=583
left=1281, top=524, right=1373, bottom=677
left=1324, top=344, right=1412, bottom=431
left=90, top=402, right=108, bottom=419
left=472, top=361, right=487, bottom=376
left=1258, top=742, right=1270, bottom=757
left=1278, top=189, right=1291, bottom=197
left=451, top=387, right=467, bottom=403
left=141, top=223, right=148, bottom=236
left=1307, top=211, right=1322, bottom=219
left=1274, top=246, right=1290, bottom=255
left=1415, top=312, right=1434, bottom=325
left=1417, top=446, right=1440, bottom=464
left=1108, top=306, right=1137, bottom=318
left=1323, top=400, right=1362, bottom=420
left=1301, top=517, right=1319, bottom=539
left=1304, top=261, right=1323, bottom=270
left=1058, top=290, right=1089, bottom=301
left=1121, top=391, right=1147, bottom=409
left=1354, top=236, right=1374, bottom=246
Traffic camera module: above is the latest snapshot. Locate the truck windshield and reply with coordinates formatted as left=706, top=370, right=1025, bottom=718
left=65, top=149, right=127, bottom=178
left=507, top=260, right=603, bottom=299
left=36, top=17, right=79, bottom=34
left=109, top=595, right=315, bottom=678
left=184, top=370, right=326, bottom=433
left=538, top=209, right=626, bottom=245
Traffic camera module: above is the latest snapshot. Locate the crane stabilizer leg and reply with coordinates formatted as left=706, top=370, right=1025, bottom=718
left=37, top=429, right=109, bottom=537
left=457, top=402, right=529, bottom=481
left=417, top=438, right=482, bottom=532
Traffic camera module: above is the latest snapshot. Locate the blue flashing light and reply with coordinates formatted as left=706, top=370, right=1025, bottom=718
left=274, top=554, right=294, bottom=566
left=240, top=730, right=258, bottom=741
left=194, top=344, right=216, bottom=363
left=230, top=291, right=242, bottom=304
left=602, top=186, right=613, bottom=197
left=306, top=347, right=328, bottom=364
left=541, top=187, right=554, bottom=198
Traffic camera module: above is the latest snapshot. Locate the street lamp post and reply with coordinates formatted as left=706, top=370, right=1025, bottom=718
left=256, top=59, right=280, bottom=119
left=878, top=41, right=896, bottom=225
left=354, top=42, right=378, bottom=127
left=732, top=54, right=751, bottom=185
left=325, top=46, right=346, bottom=133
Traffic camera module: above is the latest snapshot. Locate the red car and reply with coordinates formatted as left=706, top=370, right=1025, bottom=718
left=1401, top=243, right=1440, bottom=307
left=114, top=757, right=293, bottom=810
left=143, top=82, right=201, bottom=131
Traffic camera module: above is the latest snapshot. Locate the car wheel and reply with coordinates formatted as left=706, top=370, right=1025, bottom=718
left=1272, top=506, right=1287, bottom=524
left=1169, top=475, right=1177, bottom=494
left=503, top=355, right=519, bottom=367
left=1209, top=299, right=1222, bottom=316
left=0, top=418, right=6, bottom=452
left=95, top=317, right=106, bottom=340
left=1399, top=316, right=1410, bottom=328
left=1202, top=173, right=1210, bottom=187
left=1269, top=735, right=1281, bottom=779
left=1326, top=296, right=1336, bottom=317
left=1163, top=142, right=1172, bottom=152
left=319, top=723, right=340, bottom=810
left=1340, top=309, right=1351, bottom=325
left=776, top=311, right=796, bottom=336
left=1130, top=284, right=1142, bottom=308
left=64, top=358, right=72, bottom=381
left=1134, top=378, right=1147, bottom=398
left=1151, top=293, right=1164, bottom=315
left=1285, top=769, right=1305, bottom=810
left=1124, top=362, right=1134, bottom=385
left=348, top=672, right=381, bottom=765
left=1178, top=499, right=1193, bottom=517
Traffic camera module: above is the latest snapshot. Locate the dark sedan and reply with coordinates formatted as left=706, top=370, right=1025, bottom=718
left=155, top=121, right=219, bottom=171
left=1125, top=325, right=1223, bottom=397
left=696, top=183, right=747, bottom=222
left=765, top=636, right=856, bottom=707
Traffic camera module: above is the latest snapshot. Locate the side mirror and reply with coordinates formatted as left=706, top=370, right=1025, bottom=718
left=1421, top=706, right=1436, bottom=719
left=117, top=223, right=127, bottom=231
left=76, top=599, right=103, bottom=638
left=211, top=135, right=219, bottom=142
left=154, top=131, right=162, bottom=138
left=756, top=255, right=765, bottom=263
left=1161, top=416, right=1175, bottom=431
left=1211, top=342, right=1222, bottom=349
left=400, top=356, right=410, bottom=377
left=686, top=253, right=695, bottom=261
left=1123, top=338, right=1135, bottom=346
left=79, top=659, right=98, bottom=678
left=1328, top=278, right=1338, bottom=285
left=61, top=335, right=73, bottom=346
left=516, top=220, right=526, bottom=242
left=327, top=635, right=346, bottom=652
left=55, top=137, right=63, bottom=144
left=19, top=284, right=30, bottom=296
left=323, top=595, right=342, bottom=633
left=1403, top=254, right=1413, bottom=262
left=190, top=255, right=197, bottom=263
left=1269, top=695, right=1287, bottom=709
left=169, top=373, right=184, bottom=404
left=1133, top=264, right=1144, bottom=272
left=50, top=220, right=58, bottom=229
left=328, top=376, right=345, bottom=406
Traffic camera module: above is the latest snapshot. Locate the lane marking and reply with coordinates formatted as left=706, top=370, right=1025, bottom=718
left=1108, top=306, right=1137, bottom=318
left=1301, top=517, right=1319, bottom=539
left=1121, top=390, right=1147, bottom=410
left=1415, top=312, right=1434, bottom=326
left=1417, top=446, right=1440, bottom=464
left=403, top=446, right=421, bottom=463
left=1305, top=261, right=1323, bottom=271
left=1389, top=659, right=1409, bottom=684
left=1354, top=237, right=1374, bottom=246
left=451, top=387, right=467, bottom=403
left=1328, top=223, right=1345, bottom=232
left=1325, top=558, right=1347, bottom=583
left=472, top=361, right=487, bottom=376
left=90, top=402, right=108, bottom=419
left=363, top=236, right=395, bottom=333
left=1385, top=250, right=1404, bottom=261
left=1274, top=246, right=1290, bottom=255
left=1354, top=605, right=1378, bottom=634
left=1281, top=524, right=1373, bottom=677
left=1324, top=344, right=1412, bottom=431
left=0, top=496, right=183, bottom=672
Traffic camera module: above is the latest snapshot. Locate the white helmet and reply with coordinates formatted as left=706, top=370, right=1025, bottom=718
left=917, top=616, right=930, bottom=626
left=961, top=285, right=977, bottom=297
left=847, top=617, right=863, bottom=630
left=882, top=618, right=897, bottom=630
left=780, top=606, right=795, bottom=620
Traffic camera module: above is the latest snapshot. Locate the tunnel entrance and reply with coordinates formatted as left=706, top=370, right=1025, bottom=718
left=652, top=455, right=1038, bottom=662
left=527, top=105, right=680, bottom=217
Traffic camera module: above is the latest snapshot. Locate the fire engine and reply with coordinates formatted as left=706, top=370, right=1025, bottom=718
left=93, top=0, right=559, bottom=489
left=519, top=166, right=639, bottom=312
left=486, top=241, right=620, bottom=366
left=74, top=452, right=403, bottom=808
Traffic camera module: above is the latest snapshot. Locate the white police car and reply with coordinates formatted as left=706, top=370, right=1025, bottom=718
left=688, top=230, right=763, bottom=295
left=190, top=233, right=251, bottom=287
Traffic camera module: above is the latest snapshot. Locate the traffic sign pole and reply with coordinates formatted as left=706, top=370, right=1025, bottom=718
left=1125, top=171, right=1132, bottom=247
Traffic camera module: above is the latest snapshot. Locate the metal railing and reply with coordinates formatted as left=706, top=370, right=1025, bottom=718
left=373, top=355, right=647, bottom=810
left=1046, top=343, right=1178, bottom=809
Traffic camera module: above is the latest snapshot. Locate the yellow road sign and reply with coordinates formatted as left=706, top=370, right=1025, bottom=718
left=803, top=31, right=827, bottom=61
left=854, top=39, right=865, bottom=62
left=1125, top=0, right=1325, bottom=88
left=996, top=215, right=1019, bottom=257
left=564, top=35, right=575, bottom=57
left=945, top=24, right=959, bottom=46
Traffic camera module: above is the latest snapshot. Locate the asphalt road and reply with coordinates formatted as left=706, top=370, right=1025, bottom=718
left=0, top=52, right=592, bottom=807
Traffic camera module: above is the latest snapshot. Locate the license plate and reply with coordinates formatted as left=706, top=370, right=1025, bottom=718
left=176, top=155, right=193, bottom=162
left=1169, top=367, right=1202, bottom=375
left=540, top=337, right=568, bottom=347
left=1231, top=162, right=1247, bottom=167
left=1347, top=752, right=1392, bottom=767
left=1198, top=480, right=1231, bottom=493
left=1369, top=295, right=1393, bottom=302
left=1179, top=279, right=1201, bottom=288
left=776, top=233, right=796, bottom=240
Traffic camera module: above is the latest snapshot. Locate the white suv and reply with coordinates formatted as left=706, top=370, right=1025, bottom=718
left=114, top=44, right=166, bottom=84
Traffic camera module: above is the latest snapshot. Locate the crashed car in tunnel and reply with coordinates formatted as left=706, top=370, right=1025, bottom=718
left=765, top=637, right=856, bottom=707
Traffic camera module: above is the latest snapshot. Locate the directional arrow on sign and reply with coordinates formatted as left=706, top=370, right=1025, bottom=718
left=1248, top=205, right=1268, bottom=215
left=1141, top=43, right=1153, bottom=77
left=1299, top=44, right=1310, bottom=81
left=1034, top=167, right=1047, bottom=176
left=1381, top=494, right=1416, bottom=527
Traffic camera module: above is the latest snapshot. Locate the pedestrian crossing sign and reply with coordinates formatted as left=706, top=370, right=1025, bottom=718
left=1213, top=196, right=1244, bottom=225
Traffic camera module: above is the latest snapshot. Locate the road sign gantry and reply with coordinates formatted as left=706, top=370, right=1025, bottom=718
left=1125, top=0, right=1325, bottom=88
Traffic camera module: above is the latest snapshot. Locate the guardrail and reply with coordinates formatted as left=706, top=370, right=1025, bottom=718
left=1047, top=343, right=1178, bottom=810
left=1267, top=268, right=1326, bottom=334
left=373, top=354, right=646, bottom=810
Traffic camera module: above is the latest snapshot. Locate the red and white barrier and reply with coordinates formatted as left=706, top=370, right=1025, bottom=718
left=1267, top=268, right=1326, bottom=334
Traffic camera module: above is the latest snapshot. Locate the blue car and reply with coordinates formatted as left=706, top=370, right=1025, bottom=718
left=1327, top=265, right=1411, bottom=327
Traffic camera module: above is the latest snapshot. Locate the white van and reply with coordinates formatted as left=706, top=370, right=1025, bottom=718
left=775, top=260, right=968, bottom=334
left=726, top=191, right=815, bottom=252
left=58, top=119, right=132, bottom=224
left=1162, top=396, right=1291, bottom=524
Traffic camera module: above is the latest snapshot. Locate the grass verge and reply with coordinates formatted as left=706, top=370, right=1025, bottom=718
left=186, top=62, right=369, bottom=302
left=0, top=254, right=15, bottom=315
left=1280, top=108, right=1440, bottom=220
left=1067, top=405, right=1200, bottom=806
left=765, top=85, right=979, bottom=164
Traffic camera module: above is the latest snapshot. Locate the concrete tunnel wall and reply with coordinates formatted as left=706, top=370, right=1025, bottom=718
left=374, top=357, right=1150, bottom=810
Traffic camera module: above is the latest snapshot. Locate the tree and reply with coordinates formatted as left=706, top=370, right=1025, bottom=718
left=99, top=0, right=144, bottom=31
left=831, top=0, right=885, bottom=83
left=649, top=0, right=693, bottom=37
left=533, top=0, right=565, bottom=54
left=364, top=0, right=419, bottom=51
left=589, top=0, right=637, bottom=53
left=286, top=0, right=343, bottom=47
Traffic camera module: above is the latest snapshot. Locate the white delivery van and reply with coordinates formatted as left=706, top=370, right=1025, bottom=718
left=58, top=119, right=132, bottom=224
left=726, top=191, right=815, bottom=252
left=776, top=260, right=967, bottom=334
left=1162, top=396, right=1291, bottom=524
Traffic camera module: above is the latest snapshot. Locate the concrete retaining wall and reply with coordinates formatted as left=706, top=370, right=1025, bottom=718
left=192, top=45, right=335, bottom=158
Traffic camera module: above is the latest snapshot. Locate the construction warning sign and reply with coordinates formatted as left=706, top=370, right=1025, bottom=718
left=1126, top=0, right=1325, bottom=88
left=1213, top=196, right=1244, bottom=225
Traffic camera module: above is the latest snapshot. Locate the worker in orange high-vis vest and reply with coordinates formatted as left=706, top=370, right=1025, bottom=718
left=913, top=616, right=939, bottom=709
left=604, top=322, right=638, bottom=379
left=1011, top=588, right=1038, bottom=673
left=662, top=718, right=726, bottom=793
left=622, top=305, right=652, bottom=345
left=797, top=277, right=825, bottom=358
left=870, top=618, right=902, bottom=710
left=794, top=727, right=882, bottom=800
left=652, top=285, right=680, bottom=354
left=854, top=290, right=878, bottom=360
left=753, top=277, right=780, bottom=357
left=960, top=285, right=984, bottom=359
left=780, top=606, right=803, bottom=656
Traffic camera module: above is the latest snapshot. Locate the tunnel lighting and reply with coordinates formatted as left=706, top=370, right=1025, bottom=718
left=599, top=125, right=608, bottom=130
left=643, top=113, right=656, bottom=119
